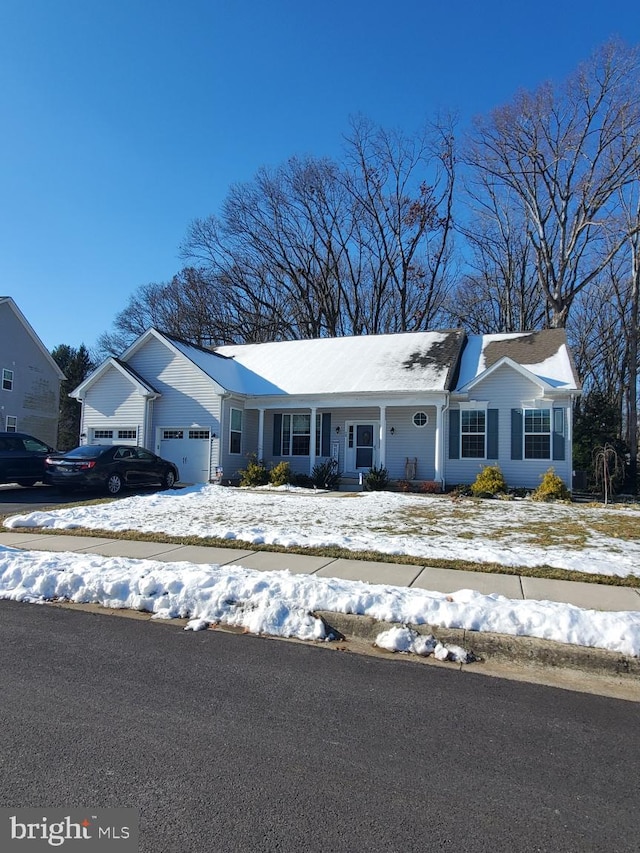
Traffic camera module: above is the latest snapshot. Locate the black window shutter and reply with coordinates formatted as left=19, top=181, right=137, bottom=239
left=552, top=408, right=565, bottom=460
left=321, top=413, right=331, bottom=456
left=487, top=409, right=499, bottom=459
left=448, top=409, right=460, bottom=459
left=272, top=413, right=282, bottom=457
left=511, top=409, right=523, bottom=460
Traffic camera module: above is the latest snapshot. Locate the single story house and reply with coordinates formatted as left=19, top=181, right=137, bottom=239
left=0, top=296, right=65, bottom=446
left=71, top=327, right=581, bottom=490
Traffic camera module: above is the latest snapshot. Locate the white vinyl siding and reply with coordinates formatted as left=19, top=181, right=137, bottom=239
left=445, top=363, right=573, bottom=490
left=128, top=336, right=222, bottom=479
left=80, top=369, right=146, bottom=445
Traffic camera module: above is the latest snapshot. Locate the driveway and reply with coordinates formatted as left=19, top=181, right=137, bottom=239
left=0, top=483, right=85, bottom=515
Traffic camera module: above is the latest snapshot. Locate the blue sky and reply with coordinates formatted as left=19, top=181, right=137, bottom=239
left=1, top=0, right=638, bottom=354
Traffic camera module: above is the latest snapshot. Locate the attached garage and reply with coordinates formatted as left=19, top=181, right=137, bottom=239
left=90, top=427, right=138, bottom=446
left=158, top=428, right=211, bottom=484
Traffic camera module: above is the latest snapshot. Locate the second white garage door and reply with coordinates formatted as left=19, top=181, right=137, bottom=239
left=159, top=429, right=211, bottom=484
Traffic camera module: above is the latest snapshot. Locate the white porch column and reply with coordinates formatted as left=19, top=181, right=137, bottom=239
left=434, top=402, right=444, bottom=487
left=379, top=405, right=387, bottom=468
left=309, top=407, right=317, bottom=474
left=257, top=409, right=265, bottom=460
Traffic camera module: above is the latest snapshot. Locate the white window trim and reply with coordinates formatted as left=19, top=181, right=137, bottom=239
left=229, top=408, right=243, bottom=455
left=6, top=415, right=17, bottom=432
left=2, top=368, right=14, bottom=392
left=523, top=407, right=552, bottom=461
left=460, top=408, right=487, bottom=460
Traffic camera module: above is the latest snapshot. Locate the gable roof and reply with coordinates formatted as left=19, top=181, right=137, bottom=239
left=215, top=330, right=466, bottom=395
left=0, top=296, right=66, bottom=381
left=455, top=329, right=581, bottom=392
left=70, top=357, right=160, bottom=398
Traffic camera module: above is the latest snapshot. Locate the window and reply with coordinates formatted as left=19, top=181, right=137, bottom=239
left=162, top=430, right=184, bottom=440
left=189, top=430, right=210, bottom=440
left=230, top=408, right=243, bottom=454
left=117, top=429, right=137, bottom=440
left=6, top=415, right=17, bottom=432
left=94, top=429, right=113, bottom=439
left=2, top=369, right=13, bottom=391
left=280, top=414, right=310, bottom=456
left=413, top=411, right=428, bottom=428
left=23, top=436, right=49, bottom=452
left=461, top=410, right=486, bottom=458
left=524, top=408, right=551, bottom=459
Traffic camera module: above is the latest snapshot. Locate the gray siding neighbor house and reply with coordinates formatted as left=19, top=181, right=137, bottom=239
left=0, top=297, right=65, bottom=447
left=71, top=327, right=581, bottom=490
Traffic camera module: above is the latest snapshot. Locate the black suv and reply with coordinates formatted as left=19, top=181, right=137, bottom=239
left=0, top=431, right=55, bottom=487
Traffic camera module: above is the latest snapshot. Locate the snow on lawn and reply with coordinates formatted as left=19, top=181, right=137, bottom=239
left=1, top=545, right=639, bottom=657
left=5, top=483, right=640, bottom=577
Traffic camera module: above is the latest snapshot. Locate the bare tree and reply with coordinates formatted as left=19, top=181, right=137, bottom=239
left=465, top=39, right=640, bottom=328
left=448, top=183, right=546, bottom=332
left=182, top=116, right=457, bottom=339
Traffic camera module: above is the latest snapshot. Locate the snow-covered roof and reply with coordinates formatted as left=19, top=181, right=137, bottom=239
left=213, top=330, right=466, bottom=396
left=455, top=330, right=581, bottom=392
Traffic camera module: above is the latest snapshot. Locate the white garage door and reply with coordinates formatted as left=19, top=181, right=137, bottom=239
left=90, top=428, right=138, bottom=446
left=159, top=429, right=211, bottom=484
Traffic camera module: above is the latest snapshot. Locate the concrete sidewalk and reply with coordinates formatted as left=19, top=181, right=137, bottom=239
left=1, top=529, right=639, bottom=613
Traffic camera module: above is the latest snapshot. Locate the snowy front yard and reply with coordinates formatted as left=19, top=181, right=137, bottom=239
left=5, top=484, right=640, bottom=577
left=1, top=485, right=640, bottom=657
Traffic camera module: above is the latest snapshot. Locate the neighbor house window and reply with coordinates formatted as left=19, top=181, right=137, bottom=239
left=5, top=415, right=17, bottom=432
left=230, top=408, right=243, bottom=454
left=413, top=411, right=428, bottom=428
left=93, top=429, right=113, bottom=439
left=524, top=408, right=551, bottom=459
left=117, top=429, right=137, bottom=440
left=461, top=410, right=486, bottom=458
left=2, top=369, right=13, bottom=391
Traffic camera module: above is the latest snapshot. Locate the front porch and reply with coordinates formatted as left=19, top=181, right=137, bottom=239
left=246, top=401, right=448, bottom=486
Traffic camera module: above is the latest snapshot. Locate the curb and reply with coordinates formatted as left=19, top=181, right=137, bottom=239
left=316, top=611, right=640, bottom=679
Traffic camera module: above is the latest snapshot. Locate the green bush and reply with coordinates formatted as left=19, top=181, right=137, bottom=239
left=532, top=467, right=571, bottom=502
left=311, top=458, right=341, bottom=490
left=238, top=455, right=269, bottom=487
left=269, top=461, right=293, bottom=487
left=364, top=465, right=390, bottom=491
left=470, top=465, right=507, bottom=498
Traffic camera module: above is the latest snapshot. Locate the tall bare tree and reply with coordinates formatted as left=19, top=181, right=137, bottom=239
left=182, top=116, right=457, bottom=339
left=465, top=39, right=640, bottom=328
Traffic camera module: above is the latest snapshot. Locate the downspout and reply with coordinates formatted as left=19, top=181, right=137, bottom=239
left=436, top=395, right=450, bottom=492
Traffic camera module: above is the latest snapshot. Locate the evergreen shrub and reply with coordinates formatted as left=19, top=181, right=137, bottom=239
left=470, top=465, right=507, bottom=498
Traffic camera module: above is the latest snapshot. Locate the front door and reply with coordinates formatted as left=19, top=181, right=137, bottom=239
left=346, top=422, right=379, bottom=471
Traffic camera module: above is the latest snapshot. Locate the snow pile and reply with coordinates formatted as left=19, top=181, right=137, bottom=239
left=374, top=626, right=475, bottom=663
left=5, top=484, right=640, bottom=577
left=1, top=545, right=639, bottom=656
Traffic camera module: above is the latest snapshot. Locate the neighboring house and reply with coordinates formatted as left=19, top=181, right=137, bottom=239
left=71, top=327, right=581, bottom=490
left=0, top=296, right=65, bottom=447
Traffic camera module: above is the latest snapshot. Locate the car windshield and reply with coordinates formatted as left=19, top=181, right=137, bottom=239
left=62, top=446, right=108, bottom=459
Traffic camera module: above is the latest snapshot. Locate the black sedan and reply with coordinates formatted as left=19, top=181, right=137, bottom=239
left=45, top=445, right=180, bottom=495
left=0, top=431, right=55, bottom=487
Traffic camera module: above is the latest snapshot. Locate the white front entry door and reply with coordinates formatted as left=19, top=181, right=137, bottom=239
left=345, top=422, right=379, bottom=471
left=158, top=429, right=211, bottom=483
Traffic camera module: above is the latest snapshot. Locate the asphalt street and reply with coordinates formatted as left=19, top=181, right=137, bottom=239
left=0, top=600, right=638, bottom=852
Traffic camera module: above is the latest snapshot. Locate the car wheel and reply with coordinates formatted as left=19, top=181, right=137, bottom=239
left=106, top=473, right=123, bottom=495
left=163, top=470, right=176, bottom=490
left=17, top=479, right=37, bottom=487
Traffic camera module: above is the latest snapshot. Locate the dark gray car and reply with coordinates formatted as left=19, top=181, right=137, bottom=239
left=0, top=431, right=55, bottom=487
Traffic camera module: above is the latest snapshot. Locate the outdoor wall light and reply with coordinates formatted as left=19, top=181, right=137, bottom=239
left=390, top=427, right=395, bottom=435
left=335, top=426, right=341, bottom=434
left=212, top=433, right=217, bottom=439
